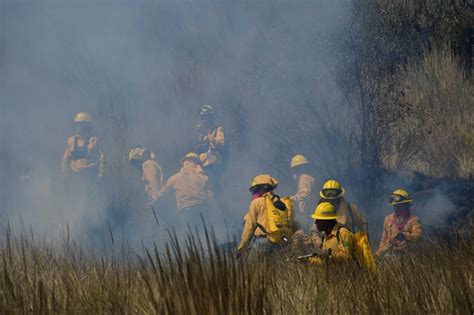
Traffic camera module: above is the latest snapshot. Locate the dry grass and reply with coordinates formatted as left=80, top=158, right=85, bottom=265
left=384, top=45, right=474, bottom=179
left=0, top=224, right=472, bottom=314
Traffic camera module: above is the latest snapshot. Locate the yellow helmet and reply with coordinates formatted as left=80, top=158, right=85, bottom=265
left=200, top=104, right=215, bottom=116
left=129, top=148, right=140, bottom=162
left=74, top=112, right=92, bottom=122
left=290, top=154, right=309, bottom=168
left=249, top=174, right=279, bottom=192
left=389, top=189, right=413, bottom=205
left=320, top=179, right=345, bottom=199
left=129, top=147, right=156, bottom=162
left=181, top=152, right=200, bottom=164
left=311, top=202, right=338, bottom=220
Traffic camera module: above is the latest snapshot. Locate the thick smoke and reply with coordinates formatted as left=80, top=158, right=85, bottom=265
left=0, top=1, right=454, bottom=249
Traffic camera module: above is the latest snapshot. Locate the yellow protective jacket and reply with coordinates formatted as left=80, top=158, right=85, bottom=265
left=142, top=160, right=163, bottom=202
left=291, top=173, right=316, bottom=214
left=61, top=135, right=105, bottom=178
left=198, top=126, right=225, bottom=167
left=309, top=223, right=355, bottom=264
left=154, top=161, right=213, bottom=211
left=311, top=198, right=367, bottom=246
left=323, top=223, right=355, bottom=261
left=237, top=194, right=270, bottom=253
left=376, top=214, right=422, bottom=256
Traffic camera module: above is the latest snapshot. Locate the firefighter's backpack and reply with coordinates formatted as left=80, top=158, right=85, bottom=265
left=263, top=194, right=294, bottom=244
left=336, top=226, right=377, bottom=274
left=345, top=205, right=377, bottom=274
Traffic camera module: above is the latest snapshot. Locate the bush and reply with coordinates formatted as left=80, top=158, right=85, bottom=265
left=386, top=45, right=474, bottom=178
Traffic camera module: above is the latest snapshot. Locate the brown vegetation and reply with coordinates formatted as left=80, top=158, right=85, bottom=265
left=0, top=225, right=472, bottom=314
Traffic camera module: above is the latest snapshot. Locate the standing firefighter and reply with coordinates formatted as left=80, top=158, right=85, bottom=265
left=307, top=202, right=355, bottom=264
left=195, top=105, right=226, bottom=190
left=290, top=154, right=316, bottom=229
left=236, top=174, right=294, bottom=256
left=61, top=112, right=105, bottom=180
left=148, top=153, right=213, bottom=224
left=376, top=189, right=423, bottom=257
left=61, top=112, right=106, bottom=238
left=289, top=155, right=316, bottom=254
left=311, top=180, right=368, bottom=246
left=129, top=147, right=163, bottom=207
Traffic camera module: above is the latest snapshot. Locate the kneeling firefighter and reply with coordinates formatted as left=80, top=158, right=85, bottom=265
left=236, top=174, right=294, bottom=256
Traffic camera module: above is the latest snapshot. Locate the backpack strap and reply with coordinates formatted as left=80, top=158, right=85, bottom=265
left=256, top=223, right=268, bottom=235
left=71, top=136, right=79, bottom=160
left=73, top=135, right=79, bottom=152
left=259, top=194, right=272, bottom=236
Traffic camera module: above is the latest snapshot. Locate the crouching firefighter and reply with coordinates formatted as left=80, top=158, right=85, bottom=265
left=235, top=174, right=294, bottom=257
left=300, top=202, right=376, bottom=273
left=128, top=146, right=163, bottom=208
left=304, top=202, right=356, bottom=265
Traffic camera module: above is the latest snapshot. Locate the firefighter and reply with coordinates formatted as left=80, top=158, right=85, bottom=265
left=376, top=189, right=423, bottom=257
left=290, top=154, right=316, bottom=229
left=61, top=112, right=105, bottom=180
left=129, top=146, right=163, bottom=207
left=310, top=180, right=368, bottom=246
left=307, top=202, right=355, bottom=264
left=236, top=174, right=292, bottom=256
left=61, top=112, right=106, bottom=238
left=289, top=155, right=316, bottom=254
left=147, top=153, right=213, bottom=223
left=195, top=105, right=226, bottom=190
